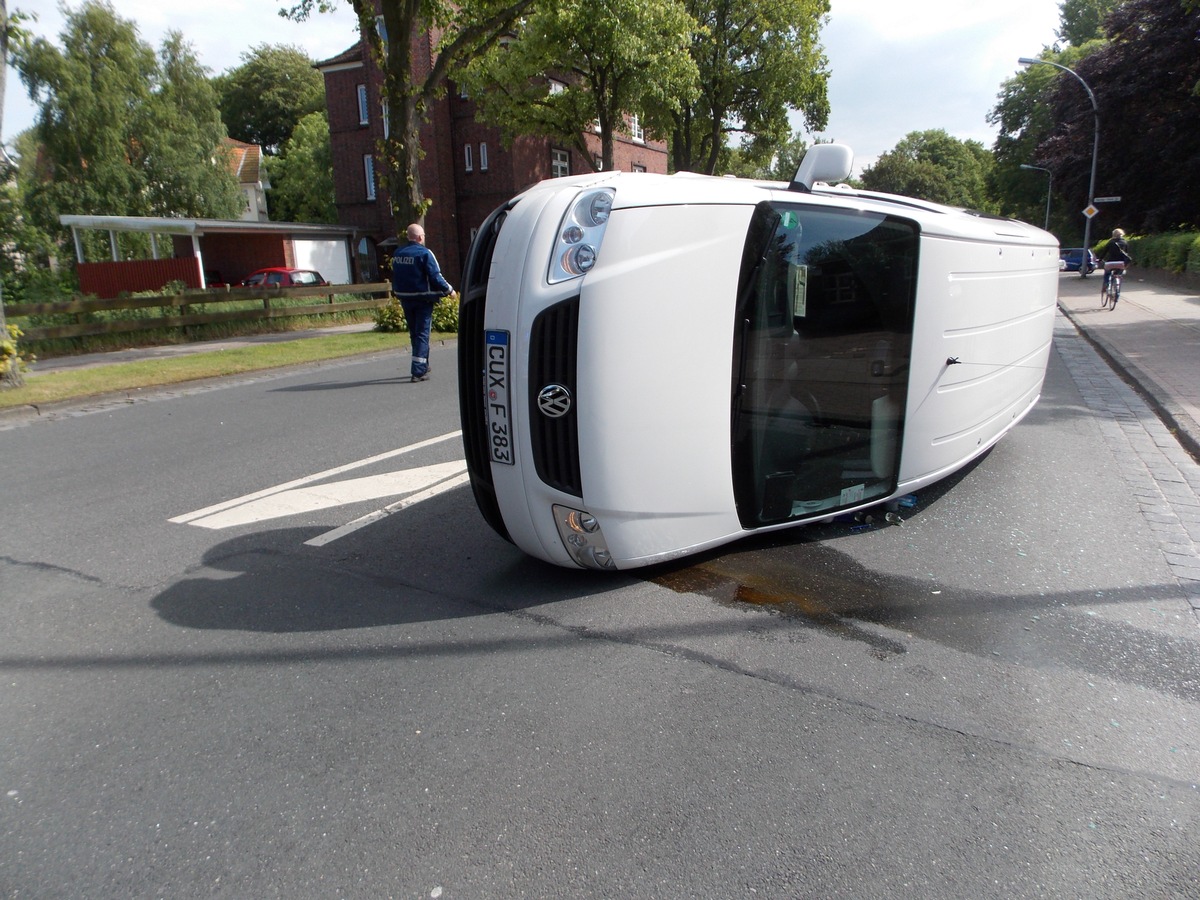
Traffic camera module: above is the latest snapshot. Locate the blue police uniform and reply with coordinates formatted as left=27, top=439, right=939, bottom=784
left=391, top=240, right=452, bottom=380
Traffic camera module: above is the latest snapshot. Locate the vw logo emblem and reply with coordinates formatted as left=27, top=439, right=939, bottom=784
left=537, top=384, right=572, bottom=418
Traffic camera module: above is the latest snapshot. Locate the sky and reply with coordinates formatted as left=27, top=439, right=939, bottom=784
left=3, top=0, right=1063, bottom=174
left=816, top=0, right=1063, bottom=173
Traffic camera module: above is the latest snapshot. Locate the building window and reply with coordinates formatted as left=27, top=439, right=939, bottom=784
left=374, top=15, right=387, bottom=45
left=594, top=155, right=603, bottom=171
left=629, top=114, right=644, bottom=143
left=551, top=148, right=569, bottom=178
left=357, top=84, right=369, bottom=125
left=465, top=144, right=474, bottom=172
left=479, top=143, right=489, bottom=172
left=548, top=79, right=566, bottom=95
left=632, top=163, right=646, bottom=173
left=382, top=100, right=389, bottom=138
left=356, top=236, right=379, bottom=282
left=364, top=155, right=376, bottom=200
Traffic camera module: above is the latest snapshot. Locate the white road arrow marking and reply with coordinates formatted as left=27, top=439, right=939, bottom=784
left=304, top=470, right=472, bottom=547
left=181, top=461, right=467, bottom=530
left=170, top=430, right=467, bottom=540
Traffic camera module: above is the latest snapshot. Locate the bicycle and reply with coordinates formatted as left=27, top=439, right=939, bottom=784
left=1101, top=261, right=1125, bottom=309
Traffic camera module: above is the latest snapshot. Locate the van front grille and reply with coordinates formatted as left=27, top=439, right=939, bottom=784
left=528, top=298, right=582, bottom=496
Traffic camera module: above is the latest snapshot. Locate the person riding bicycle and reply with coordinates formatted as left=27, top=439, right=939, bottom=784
left=1100, top=228, right=1133, bottom=302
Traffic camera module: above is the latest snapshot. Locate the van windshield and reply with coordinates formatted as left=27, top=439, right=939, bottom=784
left=731, top=201, right=919, bottom=527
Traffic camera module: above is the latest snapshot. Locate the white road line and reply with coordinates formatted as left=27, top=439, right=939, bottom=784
left=304, top=471, right=471, bottom=547
left=183, top=462, right=468, bottom=530
left=169, top=430, right=461, bottom=525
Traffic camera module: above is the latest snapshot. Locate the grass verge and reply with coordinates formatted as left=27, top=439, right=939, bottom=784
left=0, top=330, right=429, bottom=411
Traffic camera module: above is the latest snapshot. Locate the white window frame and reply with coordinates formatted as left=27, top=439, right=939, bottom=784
left=551, top=148, right=569, bottom=179
left=464, top=144, right=474, bottom=172
left=629, top=114, right=644, bottom=143
left=364, top=155, right=376, bottom=200
left=357, top=84, right=369, bottom=125
left=382, top=100, right=389, bottom=139
left=479, top=143, right=489, bottom=172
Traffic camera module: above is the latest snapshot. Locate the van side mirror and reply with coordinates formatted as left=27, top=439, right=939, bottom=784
left=789, top=144, right=854, bottom=193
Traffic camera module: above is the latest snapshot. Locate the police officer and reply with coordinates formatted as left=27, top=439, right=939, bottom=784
left=390, top=223, right=453, bottom=382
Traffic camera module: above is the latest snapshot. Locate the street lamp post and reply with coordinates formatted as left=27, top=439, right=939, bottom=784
left=1019, top=164, right=1052, bottom=231
left=1018, top=57, right=1099, bottom=275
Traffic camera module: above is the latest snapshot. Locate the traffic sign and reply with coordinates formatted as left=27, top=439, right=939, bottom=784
left=1083, top=205, right=1099, bottom=218
left=1093, top=196, right=1122, bottom=203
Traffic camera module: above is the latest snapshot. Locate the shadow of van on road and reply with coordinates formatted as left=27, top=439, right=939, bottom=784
left=151, top=489, right=626, bottom=635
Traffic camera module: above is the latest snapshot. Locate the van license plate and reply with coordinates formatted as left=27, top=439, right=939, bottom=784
left=485, top=330, right=514, bottom=465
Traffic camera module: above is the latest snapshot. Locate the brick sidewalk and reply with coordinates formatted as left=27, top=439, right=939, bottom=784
left=1056, top=271, right=1200, bottom=461
left=1054, top=271, right=1200, bottom=617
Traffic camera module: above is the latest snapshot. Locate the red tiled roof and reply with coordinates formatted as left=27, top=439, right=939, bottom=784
left=222, top=138, right=262, bottom=186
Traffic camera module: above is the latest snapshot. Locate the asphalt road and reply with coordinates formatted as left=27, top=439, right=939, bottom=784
left=2, top=319, right=1198, bottom=898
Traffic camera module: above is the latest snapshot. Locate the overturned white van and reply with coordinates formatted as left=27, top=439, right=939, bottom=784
left=458, top=145, right=1060, bottom=570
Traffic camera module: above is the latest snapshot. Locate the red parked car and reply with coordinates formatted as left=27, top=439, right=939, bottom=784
left=240, top=267, right=329, bottom=287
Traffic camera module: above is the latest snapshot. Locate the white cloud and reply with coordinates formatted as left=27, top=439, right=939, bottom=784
left=811, top=0, right=1062, bottom=175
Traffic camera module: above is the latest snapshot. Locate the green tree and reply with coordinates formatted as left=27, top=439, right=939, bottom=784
left=986, top=45, right=1099, bottom=235
left=860, top=129, right=995, bottom=211
left=285, top=0, right=537, bottom=232
left=11, top=0, right=241, bottom=246
left=721, top=130, right=811, bottom=182
left=266, top=111, right=337, bottom=223
left=214, top=43, right=326, bottom=154
left=140, top=33, right=244, bottom=218
left=1, top=0, right=31, bottom=385
left=1057, top=0, right=1122, bottom=45
left=2, top=0, right=32, bottom=155
left=1036, top=0, right=1200, bottom=232
left=671, top=0, right=829, bottom=175
left=0, top=140, right=59, bottom=303
left=458, top=0, right=699, bottom=172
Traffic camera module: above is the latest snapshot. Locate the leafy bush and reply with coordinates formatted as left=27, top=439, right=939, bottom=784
left=1162, top=233, right=1194, bottom=273
left=1127, top=233, right=1157, bottom=267
left=1, top=323, right=35, bottom=388
left=3, top=265, right=78, bottom=304
left=374, top=297, right=406, bottom=332
left=374, top=295, right=459, bottom=334
left=432, top=294, right=459, bottom=332
left=1128, top=231, right=1200, bottom=273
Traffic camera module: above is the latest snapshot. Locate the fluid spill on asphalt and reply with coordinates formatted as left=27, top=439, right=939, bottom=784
left=647, top=527, right=911, bottom=660
left=644, top=521, right=1200, bottom=702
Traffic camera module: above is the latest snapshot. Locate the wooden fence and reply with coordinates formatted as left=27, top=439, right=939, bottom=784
left=6, top=282, right=394, bottom=342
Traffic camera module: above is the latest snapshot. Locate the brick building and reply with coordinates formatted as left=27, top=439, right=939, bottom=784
left=316, top=30, right=668, bottom=286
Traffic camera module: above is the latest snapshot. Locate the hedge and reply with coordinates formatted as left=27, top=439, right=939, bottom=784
left=1117, top=231, right=1200, bottom=275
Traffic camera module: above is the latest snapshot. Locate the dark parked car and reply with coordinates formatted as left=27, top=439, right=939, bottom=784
left=240, top=267, right=329, bottom=287
left=1060, top=248, right=1098, bottom=274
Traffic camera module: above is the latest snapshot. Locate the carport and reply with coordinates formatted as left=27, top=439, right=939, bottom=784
left=60, top=215, right=361, bottom=298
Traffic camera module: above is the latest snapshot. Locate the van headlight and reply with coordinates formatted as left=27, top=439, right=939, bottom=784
left=553, top=504, right=616, bottom=570
left=549, top=188, right=615, bottom=283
